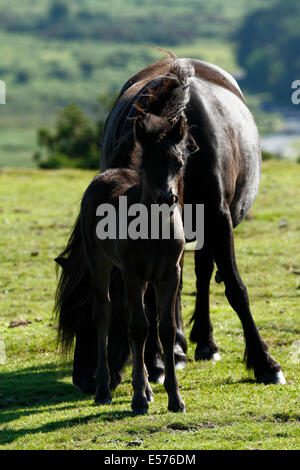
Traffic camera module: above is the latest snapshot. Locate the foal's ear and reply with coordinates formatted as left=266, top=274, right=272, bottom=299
left=168, top=115, right=187, bottom=143
left=187, top=134, right=199, bottom=154
left=134, top=116, right=147, bottom=142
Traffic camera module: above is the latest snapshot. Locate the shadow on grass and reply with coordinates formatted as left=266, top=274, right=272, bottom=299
left=0, top=362, right=133, bottom=445
left=0, top=409, right=134, bottom=445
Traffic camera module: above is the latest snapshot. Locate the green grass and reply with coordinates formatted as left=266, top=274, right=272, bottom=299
left=0, top=129, right=37, bottom=168
left=0, top=161, right=299, bottom=450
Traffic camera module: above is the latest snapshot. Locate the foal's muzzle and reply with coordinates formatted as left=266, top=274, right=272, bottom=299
left=156, top=192, right=179, bottom=206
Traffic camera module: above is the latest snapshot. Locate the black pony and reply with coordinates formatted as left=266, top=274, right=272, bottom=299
left=55, top=54, right=285, bottom=393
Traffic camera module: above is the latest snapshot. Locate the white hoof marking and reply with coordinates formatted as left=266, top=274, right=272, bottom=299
left=175, top=361, right=187, bottom=370
left=275, top=370, right=286, bottom=384
left=212, top=352, right=221, bottom=361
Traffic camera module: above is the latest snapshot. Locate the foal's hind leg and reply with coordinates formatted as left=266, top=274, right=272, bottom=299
left=144, top=279, right=187, bottom=384
left=211, top=207, right=285, bottom=384
left=123, top=275, right=151, bottom=414
left=190, top=245, right=220, bottom=361
left=144, top=284, right=165, bottom=383
left=156, top=267, right=185, bottom=413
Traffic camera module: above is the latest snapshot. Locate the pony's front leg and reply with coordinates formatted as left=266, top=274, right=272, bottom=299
left=156, top=267, right=186, bottom=413
left=123, top=275, right=150, bottom=414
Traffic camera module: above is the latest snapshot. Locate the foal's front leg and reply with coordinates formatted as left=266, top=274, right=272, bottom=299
left=156, top=267, right=186, bottom=413
left=123, top=276, right=152, bottom=414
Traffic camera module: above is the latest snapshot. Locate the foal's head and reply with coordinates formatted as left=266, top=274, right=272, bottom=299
left=134, top=114, right=193, bottom=206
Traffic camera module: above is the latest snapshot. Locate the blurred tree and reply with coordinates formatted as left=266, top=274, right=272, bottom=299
left=79, top=60, right=94, bottom=78
left=48, top=1, right=69, bottom=22
left=34, top=102, right=108, bottom=169
left=236, top=0, right=300, bottom=103
left=15, top=70, right=30, bottom=83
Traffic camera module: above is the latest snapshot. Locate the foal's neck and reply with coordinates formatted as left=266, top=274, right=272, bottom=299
left=139, top=173, right=154, bottom=206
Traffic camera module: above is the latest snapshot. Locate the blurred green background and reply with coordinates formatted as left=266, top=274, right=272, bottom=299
left=0, top=0, right=299, bottom=167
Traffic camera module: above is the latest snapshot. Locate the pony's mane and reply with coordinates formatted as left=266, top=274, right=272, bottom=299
left=129, top=54, right=194, bottom=121
left=110, top=53, right=195, bottom=169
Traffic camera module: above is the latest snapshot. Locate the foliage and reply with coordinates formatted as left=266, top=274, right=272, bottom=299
left=34, top=104, right=106, bottom=169
left=236, top=0, right=300, bottom=103
left=0, top=0, right=267, bottom=45
left=261, top=150, right=276, bottom=161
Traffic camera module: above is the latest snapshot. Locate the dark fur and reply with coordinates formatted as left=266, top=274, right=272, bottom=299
left=57, top=53, right=284, bottom=391
left=56, top=112, right=190, bottom=413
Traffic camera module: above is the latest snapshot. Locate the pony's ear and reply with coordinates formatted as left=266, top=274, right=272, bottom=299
left=168, top=115, right=187, bottom=143
left=187, top=134, right=199, bottom=154
left=134, top=116, right=147, bottom=142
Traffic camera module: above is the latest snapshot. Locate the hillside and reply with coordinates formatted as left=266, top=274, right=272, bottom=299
left=0, top=0, right=278, bottom=167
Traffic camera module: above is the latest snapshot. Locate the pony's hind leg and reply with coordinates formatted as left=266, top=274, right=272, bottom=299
left=190, top=245, right=220, bottom=361
left=73, top=314, right=97, bottom=394
left=90, top=258, right=113, bottom=404
left=174, top=263, right=188, bottom=369
left=211, top=206, right=285, bottom=384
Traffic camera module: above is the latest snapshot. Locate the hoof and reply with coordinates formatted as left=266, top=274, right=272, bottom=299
left=132, top=407, right=148, bottom=415
left=194, top=345, right=220, bottom=361
left=148, top=354, right=165, bottom=383
left=257, top=370, right=286, bottom=385
left=132, top=395, right=149, bottom=415
left=174, top=343, right=188, bottom=370
left=95, top=387, right=112, bottom=405
left=154, top=373, right=165, bottom=384
left=109, top=372, right=122, bottom=391
left=168, top=402, right=186, bottom=413
left=95, top=397, right=112, bottom=405
left=74, top=377, right=96, bottom=395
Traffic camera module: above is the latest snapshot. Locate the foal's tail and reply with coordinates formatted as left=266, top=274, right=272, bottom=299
left=54, top=212, right=92, bottom=356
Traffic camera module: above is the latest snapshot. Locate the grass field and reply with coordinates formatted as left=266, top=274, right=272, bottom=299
left=0, top=161, right=299, bottom=450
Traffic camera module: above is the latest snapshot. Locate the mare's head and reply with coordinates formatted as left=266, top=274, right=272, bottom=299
left=134, top=113, right=195, bottom=206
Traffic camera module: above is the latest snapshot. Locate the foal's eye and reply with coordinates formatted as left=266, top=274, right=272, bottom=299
left=176, top=159, right=184, bottom=171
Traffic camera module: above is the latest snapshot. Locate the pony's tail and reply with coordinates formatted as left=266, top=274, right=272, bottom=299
left=54, top=212, right=92, bottom=357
